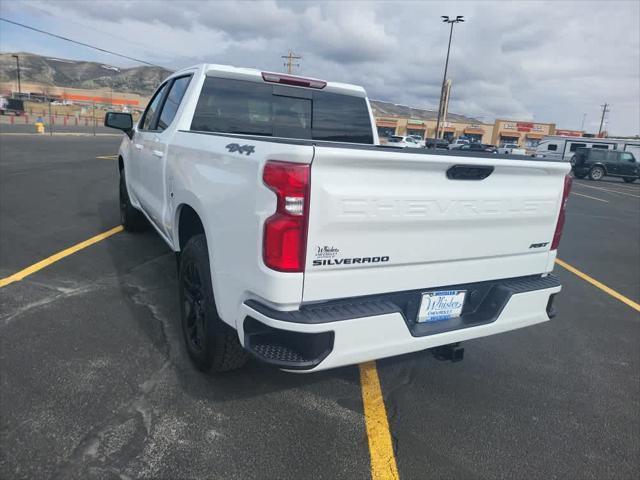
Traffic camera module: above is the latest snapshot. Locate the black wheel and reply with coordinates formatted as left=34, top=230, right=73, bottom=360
left=623, top=177, right=637, bottom=183
left=589, top=166, right=605, bottom=181
left=119, top=172, right=148, bottom=231
left=179, top=234, right=248, bottom=372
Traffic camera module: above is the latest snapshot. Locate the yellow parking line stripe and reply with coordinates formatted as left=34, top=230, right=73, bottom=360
left=570, top=192, right=608, bottom=203
left=0, top=225, right=124, bottom=288
left=556, top=258, right=640, bottom=312
left=573, top=182, right=640, bottom=198
left=96, top=155, right=117, bottom=160
left=359, top=361, right=400, bottom=480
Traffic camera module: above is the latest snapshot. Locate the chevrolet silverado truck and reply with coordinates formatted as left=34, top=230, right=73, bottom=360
left=104, top=64, right=572, bottom=373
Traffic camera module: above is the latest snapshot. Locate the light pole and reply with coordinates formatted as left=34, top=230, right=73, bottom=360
left=434, top=15, right=464, bottom=139
left=11, top=54, right=21, bottom=97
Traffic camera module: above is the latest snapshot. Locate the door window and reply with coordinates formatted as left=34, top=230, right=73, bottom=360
left=591, top=144, right=610, bottom=150
left=621, top=153, right=635, bottom=162
left=140, top=83, right=169, bottom=131
left=157, top=76, right=192, bottom=131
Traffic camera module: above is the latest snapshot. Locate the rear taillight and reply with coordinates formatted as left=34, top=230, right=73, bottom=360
left=551, top=174, right=572, bottom=250
left=263, top=161, right=310, bottom=272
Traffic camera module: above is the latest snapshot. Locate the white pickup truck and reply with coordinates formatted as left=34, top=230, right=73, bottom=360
left=105, top=64, right=571, bottom=373
left=498, top=143, right=527, bottom=156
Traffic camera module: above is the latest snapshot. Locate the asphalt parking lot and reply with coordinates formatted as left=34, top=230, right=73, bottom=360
left=1, top=134, right=638, bottom=480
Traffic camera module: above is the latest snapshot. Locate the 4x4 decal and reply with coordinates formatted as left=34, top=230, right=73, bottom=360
left=226, top=143, right=255, bottom=156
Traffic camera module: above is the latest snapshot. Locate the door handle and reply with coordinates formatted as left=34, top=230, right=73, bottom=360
left=134, top=143, right=143, bottom=150
left=152, top=150, right=164, bottom=158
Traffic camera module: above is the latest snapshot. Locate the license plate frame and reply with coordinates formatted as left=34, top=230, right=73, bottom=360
left=417, top=290, right=466, bottom=323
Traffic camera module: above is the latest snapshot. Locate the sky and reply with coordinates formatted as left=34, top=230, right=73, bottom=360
left=0, top=0, right=639, bottom=135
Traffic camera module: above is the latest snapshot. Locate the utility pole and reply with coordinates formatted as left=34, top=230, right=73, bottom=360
left=11, top=54, right=21, bottom=97
left=580, top=113, right=587, bottom=131
left=439, top=79, right=452, bottom=138
left=598, top=103, right=609, bottom=136
left=281, top=50, right=301, bottom=74
left=435, top=16, right=464, bottom=139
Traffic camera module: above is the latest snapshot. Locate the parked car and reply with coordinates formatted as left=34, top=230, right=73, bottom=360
left=386, top=135, right=422, bottom=149
left=424, top=137, right=450, bottom=149
left=104, top=63, right=570, bottom=373
left=0, top=98, right=25, bottom=116
left=571, top=148, right=638, bottom=182
left=406, top=134, right=425, bottom=147
left=535, top=135, right=640, bottom=162
left=498, top=143, right=527, bottom=155
left=448, top=138, right=470, bottom=149
left=459, top=143, right=498, bottom=154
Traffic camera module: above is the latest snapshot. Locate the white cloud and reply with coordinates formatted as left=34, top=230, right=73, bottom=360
left=1, top=0, right=638, bottom=134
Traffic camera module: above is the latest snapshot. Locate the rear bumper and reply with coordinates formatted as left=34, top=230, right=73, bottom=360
left=238, top=274, right=561, bottom=372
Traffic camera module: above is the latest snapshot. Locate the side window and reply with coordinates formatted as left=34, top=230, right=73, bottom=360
left=606, top=151, right=618, bottom=162
left=569, top=143, right=587, bottom=152
left=140, top=83, right=169, bottom=131
left=591, top=144, right=609, bottom=150
left=547, top=144, right=558, bottom=151
left=621, top=153, right=635, bottom=162
left=157, top=76, right=192, bottom=131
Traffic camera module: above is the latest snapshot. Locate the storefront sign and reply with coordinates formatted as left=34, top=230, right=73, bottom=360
left=555, top=129, right=583, bottom=137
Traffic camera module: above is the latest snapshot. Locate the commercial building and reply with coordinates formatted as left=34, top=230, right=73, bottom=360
left=490, top=120, right=556, bottom=148
left=372, top=100, right=558, bottom=148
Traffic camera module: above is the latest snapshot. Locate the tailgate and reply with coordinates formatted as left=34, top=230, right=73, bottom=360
left=303, top=147, right=570, bottom=302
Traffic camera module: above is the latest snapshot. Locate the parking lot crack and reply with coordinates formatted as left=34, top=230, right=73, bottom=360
left=120, top=281, right=173, bottom=362
left=50, top=359, right=172, bottom=480
left=0, top=282, right=105, bottom=327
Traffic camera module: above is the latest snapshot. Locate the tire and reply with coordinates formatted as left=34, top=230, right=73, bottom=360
left=179, top=234, right=248, bottom=373
left=589, top=166, right=605, bottom=181
left=119, top=172, right=148, bottom=232
left=623, top=177, right=637, bottom=183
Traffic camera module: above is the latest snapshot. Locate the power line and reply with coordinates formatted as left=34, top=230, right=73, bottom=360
left=0, top=17, right=167, bottom=69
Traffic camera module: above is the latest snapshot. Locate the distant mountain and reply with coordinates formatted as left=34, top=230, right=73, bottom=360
left=0, top=52, right=481, bottom=124
left=370, top=99, right=480, bottom=124
left=0, top=52, right=172, bottom=95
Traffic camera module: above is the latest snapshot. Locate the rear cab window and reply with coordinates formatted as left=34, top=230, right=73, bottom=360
left=190, top=77, right=374, bottom=144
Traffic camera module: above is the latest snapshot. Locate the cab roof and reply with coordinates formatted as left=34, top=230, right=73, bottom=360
left=173, top=63, right=367, bottom=98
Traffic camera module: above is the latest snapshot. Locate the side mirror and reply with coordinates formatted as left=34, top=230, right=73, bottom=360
left=104, top=112, right=133, bottom=138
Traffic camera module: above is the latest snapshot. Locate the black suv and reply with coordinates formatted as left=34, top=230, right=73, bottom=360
left=424, top=138, right=449, bottom=149
left=459, top=143, right=498, bottom=154
left=571, top=148, right=638, bottom=183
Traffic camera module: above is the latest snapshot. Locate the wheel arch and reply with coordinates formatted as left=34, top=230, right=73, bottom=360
left=176, top=203, right=206, bottom=252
